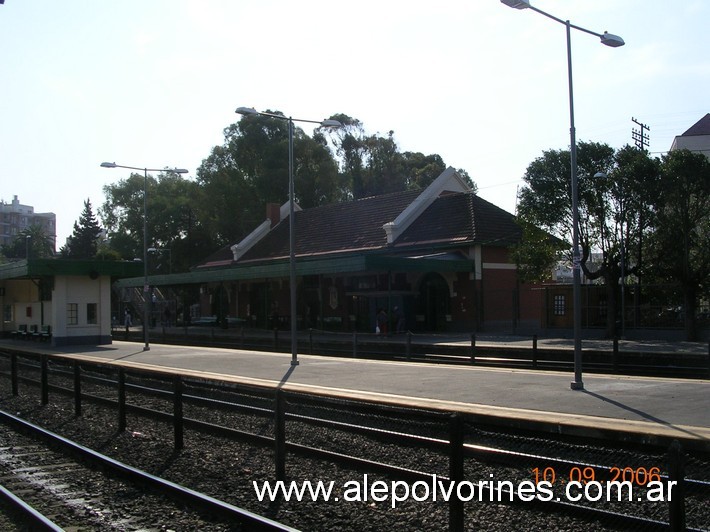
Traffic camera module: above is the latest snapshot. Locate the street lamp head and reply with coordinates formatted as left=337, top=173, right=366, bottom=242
left=500, top=0, right=530, bottom=8
left=101, top=162, right=188, bottom=174
left=236, top=106, right=259, bottom=116
left=600, top=32, right=625, bottom=47
left=320, top=119, right=343, bottom=128
left=593, top=172, right=607, bottom=179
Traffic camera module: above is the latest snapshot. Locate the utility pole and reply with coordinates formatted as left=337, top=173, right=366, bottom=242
left=630, top=117, right=650, bottom=334
left=632, top=117, right=650, bottom=151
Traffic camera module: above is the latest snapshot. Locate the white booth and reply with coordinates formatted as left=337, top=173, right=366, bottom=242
left=1, top=259, right=142, bottom=346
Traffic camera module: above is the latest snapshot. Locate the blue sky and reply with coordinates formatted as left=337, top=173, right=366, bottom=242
left=1, top=1, right=708, bottom=248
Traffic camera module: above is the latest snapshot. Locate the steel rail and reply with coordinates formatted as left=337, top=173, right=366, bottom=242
left=1, top=350, right=708, bottom=530
left=0, top=483, right=63, bottom=532
left=0, top=409, right=299, bottom=532
left=3, top=353, right=710, bottom=495
left=2, top=354, right=710, bottom=489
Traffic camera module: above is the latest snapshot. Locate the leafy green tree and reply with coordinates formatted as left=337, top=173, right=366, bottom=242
left=401, top=152, right=446, bottom=191
left=61, top=199, right=103, bottom=258
left=511, top=222, right=566, bottom=283
left=322, top=113, right=368, bottom=200
left=101, top=231, right=139, bottom=261
left=455, top=168, right=477, bottom=193
left=582, top=147, right=660, bottom=337
left=96, top=113, right=480, bottom=272
left=1, top=223, right=55, bottom=259
left=95, top=242, right=123, bottom=261
left=99, top=173, right=145, bottom=259
left=195, top=143, right=257, bottom=248
left=99, top=170, right=202, bottom=271
left=323, top=116, right=476, bottom=199
left=516, top=141, right=640, bottom=337
left=231, top=111, right=340, bottom=209
left=292, top=126, right=340, bottom=208
left=606, top=146, right=661, bottom=280
left=517, top=141, right=615, bottom=264
left=646, top=149, right=710, bottom=340
left=361, top=131, right=407, bottom=197
left=196, top=112, right=340, bottom=245
left=398, top=152, right=479, bottom=193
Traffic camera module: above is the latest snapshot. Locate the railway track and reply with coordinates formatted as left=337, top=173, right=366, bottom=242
left=0, top=411, right=297, bottom=531
left=1, top=349, right=709, bottom=530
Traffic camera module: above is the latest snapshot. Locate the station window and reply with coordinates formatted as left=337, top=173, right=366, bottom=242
left=553, top=295, right=566, bottom=316
left=87, top=303, right=98, bottom=325
left=3, top=304, right=12, bottom=323
left=67, top=303, right=78, bottom=325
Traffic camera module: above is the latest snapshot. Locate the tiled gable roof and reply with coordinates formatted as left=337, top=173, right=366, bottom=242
left=395, top=192, right=521, bottom=248
left=394, top=192, right=474, bottom=247
left=195, top=243, right=234, bottom=269
left=238, top=190, right=421, bottom=263
left=193, top=164, right=524, bottom=270
left=469, top=194, right=523, bottom=245
left=227, top=190, right=520, bottom=265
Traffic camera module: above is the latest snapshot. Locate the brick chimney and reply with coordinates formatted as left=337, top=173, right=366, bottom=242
left=266, top=203, right=280, bottom=228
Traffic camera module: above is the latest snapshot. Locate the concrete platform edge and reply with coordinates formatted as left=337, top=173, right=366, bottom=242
left=50, top=353, right=710, bottom=452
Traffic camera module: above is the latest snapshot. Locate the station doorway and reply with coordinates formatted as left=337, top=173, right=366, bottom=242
left=418, top=272, right=450, bottom=331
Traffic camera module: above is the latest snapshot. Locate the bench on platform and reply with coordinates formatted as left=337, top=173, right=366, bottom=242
left=33, top=325, right=51, bottom=342
left=10, top=324, right=27, bottom=340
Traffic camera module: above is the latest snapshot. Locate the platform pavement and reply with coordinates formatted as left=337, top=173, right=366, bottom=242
left=2, top=337, right=709, bottom=449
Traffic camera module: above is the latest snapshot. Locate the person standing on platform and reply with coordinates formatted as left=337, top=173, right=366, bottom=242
left=394, top=306, right=405, bottom=334
left=376, top=308, right=388, bottom=335
left=124, top=309, right=132, bottom=340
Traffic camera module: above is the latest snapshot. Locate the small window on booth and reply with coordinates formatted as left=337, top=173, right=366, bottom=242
left=67, top=303, right=78, bottom=325
left=87, top=303, right=98, bottom=325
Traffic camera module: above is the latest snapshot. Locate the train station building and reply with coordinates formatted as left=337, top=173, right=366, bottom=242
left=115, top=167, right=547, bottom=334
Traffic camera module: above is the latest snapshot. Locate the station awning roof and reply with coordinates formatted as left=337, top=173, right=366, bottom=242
left=113, top=252, right=474, bottom=288
left=0, top=259, right=143, bottom=281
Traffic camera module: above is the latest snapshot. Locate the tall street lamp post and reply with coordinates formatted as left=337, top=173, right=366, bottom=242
left=100, top=162, right=188, bottom=351
left=500, top=0, right=624, bottom=390
left=235, top=107, right=342, bottom=366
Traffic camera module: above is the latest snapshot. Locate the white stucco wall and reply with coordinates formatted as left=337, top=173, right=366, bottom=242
left=670, top=135, right=710, bottom=157
left=51, top=275, right=113, bottom=345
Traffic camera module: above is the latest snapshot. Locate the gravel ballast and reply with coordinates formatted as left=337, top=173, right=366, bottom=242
left=0, top=362, right=708, bottom=531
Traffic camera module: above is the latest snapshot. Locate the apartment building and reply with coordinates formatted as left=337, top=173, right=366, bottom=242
left=0, top=195, right=56, bottom=251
